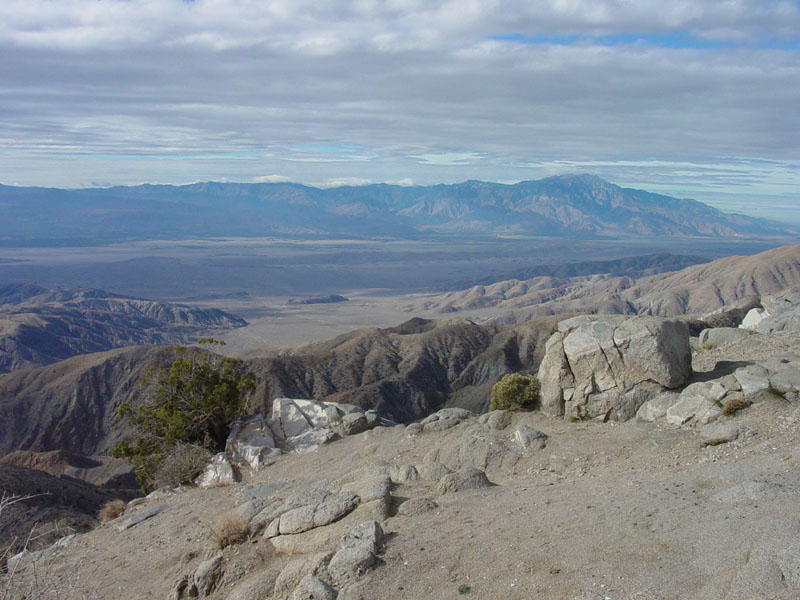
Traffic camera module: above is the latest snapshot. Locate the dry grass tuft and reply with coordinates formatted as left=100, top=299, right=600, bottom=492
left=153, top=444, right=213, bottom=490
left=208, top=514, right=249, bottom=550
left=721, top=395, right=752, bottom=416
left=97, top=500, right=126, bottom=524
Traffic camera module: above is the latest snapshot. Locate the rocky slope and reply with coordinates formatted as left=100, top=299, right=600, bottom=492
left=5, top=327, right=800, bottom=599
left=0, top=464, right=137, bottom=560
left=0, top=284, right=246, bottom=373
left=409, top=242, right=800, bottom=319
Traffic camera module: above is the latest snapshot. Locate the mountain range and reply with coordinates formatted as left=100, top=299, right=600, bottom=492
left=0, top=284, right=246, bottom=373
left=0, top=175, right=792, bottom=244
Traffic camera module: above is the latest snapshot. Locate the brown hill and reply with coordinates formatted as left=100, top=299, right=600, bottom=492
left=0, top=346, right=175, bottom=457
left=0, top=284, right=246, bottom=373
left=408, top=243, right=800, bottom=320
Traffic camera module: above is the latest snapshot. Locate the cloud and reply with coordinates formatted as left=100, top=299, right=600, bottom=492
left=252, top=174, right=291, bottom=183
left=413, top=153, right=480, bottom=166
left=0, top=0, right=798, bottom=223
left=315, top=177, right=373, bottom=188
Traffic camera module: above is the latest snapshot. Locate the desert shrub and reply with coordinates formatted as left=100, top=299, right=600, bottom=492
left=721, top=396, right=752, bottom=416
left=152, top=444, right=212, bottom=490
left=97, top=500, right=126, bottom=524
left=112, top=339, right=255, bottom=493
left=695, top=342, right=714, bottom=352
left=490, top=373, right=540, bottom=411
left=208, top=513, right=249, bottom=550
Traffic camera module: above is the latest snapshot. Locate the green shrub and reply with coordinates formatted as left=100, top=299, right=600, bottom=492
left=112, top=340, right=255, bottom=493
left=490, top=373, right=540, bottom=411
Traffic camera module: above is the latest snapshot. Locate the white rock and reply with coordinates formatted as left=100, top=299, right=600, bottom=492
left=740, top=307, right=768, bottom=330
left=666, top=383, right=723, bottom=427
left=195, top=453, right=240, bottom=488
left=635, top=392, right=680, bottom=422
left=226, top=416, right=281, bottom=469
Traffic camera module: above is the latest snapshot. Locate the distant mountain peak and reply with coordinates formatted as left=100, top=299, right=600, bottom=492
left=0, top=176, right=794, bottom=242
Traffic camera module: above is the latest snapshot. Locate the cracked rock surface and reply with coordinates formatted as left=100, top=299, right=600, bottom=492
left=538, top=315, right=691, bottom=421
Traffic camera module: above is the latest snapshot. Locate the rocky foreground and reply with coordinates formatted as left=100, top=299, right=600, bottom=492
left=5, top=322, right=800, bottom=600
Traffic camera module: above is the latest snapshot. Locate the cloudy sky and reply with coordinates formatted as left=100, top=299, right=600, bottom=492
left=1, top=0, right=799, bottom=221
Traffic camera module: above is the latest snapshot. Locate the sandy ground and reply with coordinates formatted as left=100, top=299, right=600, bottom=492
left=6, top=333, right=800, bottom=600
left=198, top=292, right=506, bottom=355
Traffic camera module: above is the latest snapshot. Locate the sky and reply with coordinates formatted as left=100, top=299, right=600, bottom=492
left=1, top=0, right=799, bottom=222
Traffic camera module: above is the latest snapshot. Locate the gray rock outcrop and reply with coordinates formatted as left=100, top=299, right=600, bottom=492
left=538, top=316, right=691, bottom=420
left=757, top=288, right=800, bottom=332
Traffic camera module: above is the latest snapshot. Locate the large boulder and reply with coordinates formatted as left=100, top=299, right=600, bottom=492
left=538, top=316, right=691, bottom=421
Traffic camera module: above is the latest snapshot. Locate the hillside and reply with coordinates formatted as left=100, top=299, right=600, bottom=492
left=0, top=316, right=569, bottom=459
left=4, top=327, right=800, bottom=599
left=409, top=243, right=800, bottom=319
left=0, top=175, right=792, bottom=244
left=0, top=284, right=246, bottom=373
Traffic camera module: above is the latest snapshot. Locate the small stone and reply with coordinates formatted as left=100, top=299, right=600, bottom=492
left=341, top=520, right=383, bottom=554
left=342, top=413, right=370, bottom=436
left=483, top=410, right=512, bottom=430
left=189, top=553, right=224, bottom=597
left=291, top=576, right=337, bottom=600
left=512, top=424, right=548, bottom=451
left=116, top=504, right=167, bottom=532
left=700, top=423, right=740, bottom=447
left=195, top=453, right=240, bottom=488
left=328, top=544, right=376, bottom=583
left=397, top=497, right=438, bottom=516
left=436, top=467, right=494, bottom=494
